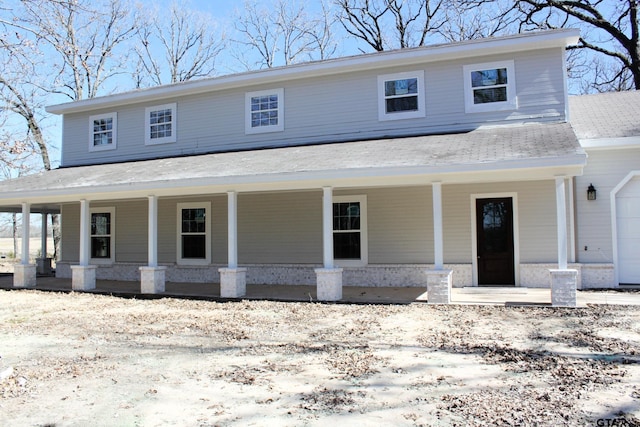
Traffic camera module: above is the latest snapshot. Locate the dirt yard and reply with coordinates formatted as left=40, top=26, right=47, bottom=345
left=1, top=290, right=639, bottom=426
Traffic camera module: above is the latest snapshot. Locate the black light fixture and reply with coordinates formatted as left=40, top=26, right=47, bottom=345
left=587, top=183, right=597, bottom=201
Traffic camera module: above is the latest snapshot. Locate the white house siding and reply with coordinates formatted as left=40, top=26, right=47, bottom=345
left=60, top=48, right=567, bottom=167
left=575, top=148, right=640, bottom=264
left=57, top=180, right=568, bottom=287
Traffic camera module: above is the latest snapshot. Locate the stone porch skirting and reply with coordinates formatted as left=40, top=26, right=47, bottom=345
left=55, top=262, right=616, bottom=289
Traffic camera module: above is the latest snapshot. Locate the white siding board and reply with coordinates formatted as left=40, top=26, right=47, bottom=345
left=61, top=49, right=568, bottom=167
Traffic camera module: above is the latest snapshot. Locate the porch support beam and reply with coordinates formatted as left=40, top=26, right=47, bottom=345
left=550, top=176, right=577, bottom=307
left=72, top=199, right=96, bottom=291
left=14, top=202, right=36, bottom=288
left=427, top=182, right=452, bottom=304
left=219, top=191, right=246, bottom=298
left=36, top=212, right=52, bottom=276
left=140, top=195, right=166, bottom=294
left=315, top=186, right=342, bottom=301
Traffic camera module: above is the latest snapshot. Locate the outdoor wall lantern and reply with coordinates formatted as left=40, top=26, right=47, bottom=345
left=587, top=183, right=597, bottom=201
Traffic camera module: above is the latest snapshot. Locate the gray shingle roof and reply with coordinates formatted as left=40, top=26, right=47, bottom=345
left=569, top=91, right=640, bottom=139
left=0, top=122, right=584, bottom=199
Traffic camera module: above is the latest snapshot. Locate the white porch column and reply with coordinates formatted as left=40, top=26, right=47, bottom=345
left=14, top=202, right=36, bottom=288
left=315, top=187, right=342, bottom=301
left=140, top=195, right=166, bottom=294
left=550, top=177, right=577, bottom=307
left=36, top=212, right=52, bottom=276
left=219, top=191, right=246, bottom=298
left=427, top=182, right=452, bottom=304
left=71, top=199, right=96, bottom=291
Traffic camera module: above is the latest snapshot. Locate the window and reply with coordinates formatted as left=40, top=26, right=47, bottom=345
left=333, top=195, right=368, bottom=266
left=463, top=61, right=517, bottom=113
left=378, top=71, right=425, bottom=121
left=90, top=207, right=115, bottom=264
left=245, top=88, right=284, bottom=134
left=177, top=202, right=211, bottom=265
left=89, top=113, right=117, bottom=152
left=145, top=103, right=176, bottom=145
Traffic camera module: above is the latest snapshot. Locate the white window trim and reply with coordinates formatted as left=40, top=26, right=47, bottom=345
left=176, top=202, right=211, bottom=266
left=245, top=88, right=284, bottom=134
left=377, top=70, right=426, bottom=121
left=145, top=103, right=177, bottom=145
left=333, top=195, right=368, bottom=267
left=90, top=207, right=115, bottom=265
left=463, top=60, right=517, bottom=113
left=88, top=112, right=117, bottom=152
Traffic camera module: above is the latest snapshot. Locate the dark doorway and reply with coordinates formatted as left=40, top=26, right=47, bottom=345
left=476, top=197, right=515, bottom=286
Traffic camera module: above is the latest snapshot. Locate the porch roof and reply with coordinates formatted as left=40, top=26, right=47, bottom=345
left=0, top=122, right=585, bottom=210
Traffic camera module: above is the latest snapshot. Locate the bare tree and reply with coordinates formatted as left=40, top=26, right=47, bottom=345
left=515, top=0, right=640, bottom=91
left=437, top=0, right=517, bottom=42
left=232, top=0, right=338, bottom=69
left=335, top=0, right=447, bottom=51
left=133, top=3, right=226, bottom=87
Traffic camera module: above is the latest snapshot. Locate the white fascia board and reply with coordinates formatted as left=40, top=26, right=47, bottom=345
left=0, top=153, right=586, bottom=206
left=46, top=29, right=579, bottom=115
left=580, top=136, right=640, bottom=150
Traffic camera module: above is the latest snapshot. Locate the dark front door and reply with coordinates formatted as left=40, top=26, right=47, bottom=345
left=476, top=197, right=515, bottom=286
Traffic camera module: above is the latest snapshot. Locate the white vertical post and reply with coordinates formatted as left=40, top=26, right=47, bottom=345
left=432, top=182, right=444, bottom=270
left=322, top=187, right=334, bottom=269
left=567, top=177, right=576, bottom=263
left=79, top=199, right=90, bottom=267
left=555, top=177, right=568, bottom=270
left=21, top=202, right=30, bottom=265
left=227, top=191, right=238, bottom=269
left=148, top=195, right=158, bottom=267
left=41, top=212, right=48, bottom=259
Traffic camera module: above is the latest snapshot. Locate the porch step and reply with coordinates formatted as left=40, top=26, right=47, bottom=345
left=458, top=287, right=530, bottom=294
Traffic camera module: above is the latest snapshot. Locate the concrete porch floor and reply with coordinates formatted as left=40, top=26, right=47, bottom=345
left=1, top=274, right=639, bottom=306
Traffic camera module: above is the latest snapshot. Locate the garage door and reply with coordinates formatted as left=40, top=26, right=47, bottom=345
left=617, top=176, right=640, bottom=285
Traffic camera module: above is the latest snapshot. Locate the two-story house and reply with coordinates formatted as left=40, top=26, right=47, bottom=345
left=0, top=29, right=591, bottom=304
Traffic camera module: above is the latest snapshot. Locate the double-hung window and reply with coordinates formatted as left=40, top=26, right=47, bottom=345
left=378, top=71, right=425, bottom=121
left=463, top=60, right=517, bottom=113
left=245, top=88, right=284, bottom=134
left=177, top=202, right=211, bottom=265
left=90, top=207, right=115, bottom=264
left=89, top=113, right=117, bottom=152
left=333, top=195, right=368, bottom=266
left=145, top=103, right=177, bottom=145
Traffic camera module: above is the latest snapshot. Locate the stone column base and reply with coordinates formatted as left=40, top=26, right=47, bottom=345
left=36, top=258, right=53, bottom=276
left=140, top=266, right=167, bottom=294
left=13, top=264, right=37, bottom=288
left=219, top=267, right=247, bottom=298
left=550, top=269, right=578, bottom=307
left=315, top=268, right=343, bottom=301
left=426, top=269, right=453, bottom=304
left=71, top=265, right=97, bottom=291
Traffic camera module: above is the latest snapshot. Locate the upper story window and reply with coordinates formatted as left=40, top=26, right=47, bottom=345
left=245, top=88, right=284, bottom=134
left=91, top=207, right=115, bottom=264
left=463, top=60, right=517, bottom=113
left=333, top=195, right=368, bottom=267
left=89, top=113, right=117, bottom=152
left=378, top=71, right=425, bottom=121
left=145, top=103, right=177, bottom=145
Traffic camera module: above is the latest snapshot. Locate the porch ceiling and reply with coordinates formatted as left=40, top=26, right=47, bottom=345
left=0, top=122, right=586, bottom=208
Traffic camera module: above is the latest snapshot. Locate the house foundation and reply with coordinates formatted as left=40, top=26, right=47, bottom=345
left=219, top=268, right=247, bottom=298
left=426, top=269, right=453, bottom=304
left=13, top=264, right=37, bottom=288
left=71, top=265, right=97, bottom=291
left=550, top=269, right=578, bottom=307
left=140, top=266, right=166, bottom=294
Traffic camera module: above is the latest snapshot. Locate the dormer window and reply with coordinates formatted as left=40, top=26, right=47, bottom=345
left=145, top=103, right=177, bottom=145
left=245, top=88, right=284, bottom=134
left=378, top=71, right=425, bottom=121
left=463, top=61, right=517, bottom=113
left=89, top=113, right=117, bottom=152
